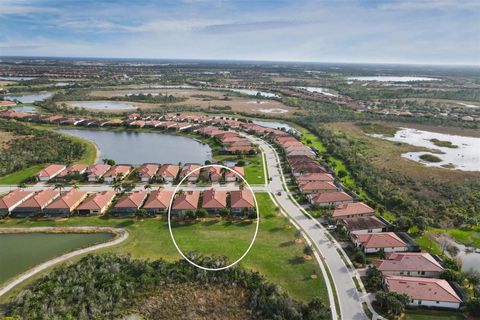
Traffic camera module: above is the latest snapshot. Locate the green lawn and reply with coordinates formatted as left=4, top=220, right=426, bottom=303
left=0, top=165, right=45, bottom=185
left=0, top=193, right=326, bottom=303
left=404, top=310, right=465, bottom=320
left=243, top=153, right=266, bottom=185
left=413, top=232, right=443, bottom=255
left=447, top=227, right=480, bottom=248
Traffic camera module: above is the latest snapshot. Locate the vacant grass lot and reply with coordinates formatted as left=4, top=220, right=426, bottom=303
left=0, top=193, right=326, bottom=304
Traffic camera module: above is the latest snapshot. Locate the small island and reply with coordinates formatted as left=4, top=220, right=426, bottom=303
left=419, top=153, right=442, bottom=163
left=430, top=138, right=458, bottom=148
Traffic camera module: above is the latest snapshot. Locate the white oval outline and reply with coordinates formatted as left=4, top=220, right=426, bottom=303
left=167, top=164, right=260, bottom=271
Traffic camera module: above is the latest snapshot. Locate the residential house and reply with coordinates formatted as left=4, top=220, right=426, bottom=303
left=341, top=216, right=389, bottom=234
left=179, top=164, right=201, bottom=182
left=296, top=172, right=334, bottom=183
left=204, top=166, right=223, bottom=182
left=103, top=165, right=132, bottom=184
left=156, top=164, right=180, bottom=183
left=300, top=181, right=338, bottom=195
left=310, top=191, right=353, bottom=207
left=87, top=164, right=111, bottom=182
left=384, top=276, right=462, bottom=309
left=353, top=232, right=409, bottom=254
left=201, top=189, right=227, bottom=213
left=110, top=191, right=148, bottom=217
left=143, top=189, right=174, bottom=215
left=171, top=190, right=200, bottom=216
left=333, top=202, right=375, bottom=220
left=373, top=252, right=444, bottom=278
left=225, top=166, right=245, bottom=182
left=55, top=164, right=88, bottom=180
left=137, top=163, right=159, bottom=182
left=44, top=189, right=87, bottom=218
left=0, top=189, right=34, bottom=216
left=230, top=189, right=255, bottom=216
left=76, top=191, right=116, bottom=215
left=11, top=189, right=60, bottom=217
left=36, top=164, right=67, bottom=182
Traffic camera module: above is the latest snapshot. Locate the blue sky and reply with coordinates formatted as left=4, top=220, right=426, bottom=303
left=0, top=0, right=479, bottom=65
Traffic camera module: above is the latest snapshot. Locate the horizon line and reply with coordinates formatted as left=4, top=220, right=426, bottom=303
left=1, top=55, right=479, bottom=68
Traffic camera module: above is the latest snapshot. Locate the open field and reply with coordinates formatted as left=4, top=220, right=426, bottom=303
left=0, top=165, right=45, bottom=185
left=324, top=122, right=480, bottom=183
left=87, top=88, right=296, bottom=115
left=0, top=193, right=327, bottom=304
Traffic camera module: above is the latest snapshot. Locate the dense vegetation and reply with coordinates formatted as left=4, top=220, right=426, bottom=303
left=6, top=254, right=330, bottom=320
left=0, top=119, right=85, bottom=177
left=296, top=119, right=480, bottom=228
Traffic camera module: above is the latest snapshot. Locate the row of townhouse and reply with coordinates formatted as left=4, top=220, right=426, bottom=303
left=268, top=128, right=465, bottom=310
left=195, top=126, right=256, bottom=154
left=36, top=163, right=245, bottom=184
left=0, top=188, right=255, bottom=219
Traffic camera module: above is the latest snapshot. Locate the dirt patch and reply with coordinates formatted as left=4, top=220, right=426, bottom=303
left=0, top=130, right=15, bottom=147
left=134, top=283, right=253, bottom=320
left=326, top=122, right=480, bottom=183
left=88, top=88, right=296, bottom=115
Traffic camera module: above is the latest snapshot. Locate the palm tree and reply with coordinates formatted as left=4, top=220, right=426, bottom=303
left=17, top=182, right=27, bottom=189
left=112, top=182, right=122, bottom=193
left=71, top=180, right=79, bottom=189
left=144, top=183, right=152, bottom=191
left=102, top=158, right=109, bottom=164
left=54, top=183, right=66, bottom=193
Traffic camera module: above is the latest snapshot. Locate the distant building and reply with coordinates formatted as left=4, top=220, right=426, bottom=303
left=0, top=189, right=34, bottom=216
left=353, top=232, right=409, bottom=254
left=230, top=189, right=255, bottom=215
left=36, top=164, right=67, bottom=182
left=11, top=189, right=60, bottom=217
left=111, top=191, right=148, bottom=217
left=143, top=189, right=174, bottom=215
left=44, top=189, right=87, bottom=218
left=201, top=189, right=227, bottom=213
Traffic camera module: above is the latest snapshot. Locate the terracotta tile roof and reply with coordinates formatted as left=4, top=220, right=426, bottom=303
left=157, top=164, right=180, bottom=178
left=373, top=252, right=444, bottom=273
left=77, top=191, right=116, bottom=211
left=0, top=189, right=34, bottom=210
left=343, top=216, right=388, bottom=231
left=312, top=192, right=353, bottom=204
left=46, top=189, right=87, bottom=210
left=104, top=165, right=132, bottom=178
left=17, top=189, right=60, bottom=209
left=226, top=145, right=255, bottom=152
left=180, top=164, right=201, bottom=178
left=354, top=232, right=407, bottom=249
left=296, top=173, right=334, bottom=182
left=114, top=191, right=148, bottom=208
left=87, top=164, right=111, bottom=178
left=230, top=189, right=255, bottom=208
left=138, top=163, right=159, bottom=179
left=143, top=189, right=174, bottom=209
left=299, top=181, right=337, bottom=192
left=201, top=189, right=227, bottom=209
left=333, top=202, right=374, bottom=218
left=56, top=164, right=88, bottom=177
left=172, top=190, right=200, bottom=210
left=37, top=164, right=66, bottom=178
left=225, top=166, right=245, bottom=178
left=385, top=276, right=462, bottom=303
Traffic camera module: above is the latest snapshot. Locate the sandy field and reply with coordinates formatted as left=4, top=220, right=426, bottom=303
left=87, top=88, right=296, bottom=115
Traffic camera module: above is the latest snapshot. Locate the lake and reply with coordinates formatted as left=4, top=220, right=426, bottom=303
left=252, top=120, right=296, bottom=132
left=0, top=232, right=113, bottom=284
left=60, top=129, right=212, bottom=164
left=4, top=92, right=54, bottom=103
left=373, top=128, right=480, bottom=171
left=70, top=101, right=137, bottom=110
left=12, top=106, right=37, bottom=113
left=296, top=86, right=338, bottom=97
left=347, top=76, right=439, bottom=82
left=229, top=89, right=280, bottom=98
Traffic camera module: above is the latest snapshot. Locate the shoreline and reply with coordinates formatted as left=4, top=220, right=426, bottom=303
left=0, top=226, right=129, bottom=298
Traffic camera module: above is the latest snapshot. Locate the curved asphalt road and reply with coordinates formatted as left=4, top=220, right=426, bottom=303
left=243, top=133, right=371, bottom=320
